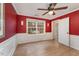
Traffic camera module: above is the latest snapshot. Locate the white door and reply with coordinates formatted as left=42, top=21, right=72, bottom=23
left=58, top=17, right=69, bottom=46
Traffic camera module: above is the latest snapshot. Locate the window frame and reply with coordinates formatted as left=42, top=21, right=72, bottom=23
left=0, top=3, right=5, bottom=38
left=26, top=18, right=45, bottom=34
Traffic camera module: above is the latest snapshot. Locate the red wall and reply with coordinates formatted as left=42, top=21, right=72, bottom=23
left=0, top=3, right=17, bottom=43
left=16, top=15, right=26, bottom=33
left=46, top=20, right=51, bottom=32
left=16, top=15, right=51, bottom=33
left=52, top=10, right=79, bottom=35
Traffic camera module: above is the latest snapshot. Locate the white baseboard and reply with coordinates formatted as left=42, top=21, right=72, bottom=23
left=0, top=35, right=17, bottom=56
left=16, top=32, right=53, bottom=44
left=70, top=35, right=79, bottom=50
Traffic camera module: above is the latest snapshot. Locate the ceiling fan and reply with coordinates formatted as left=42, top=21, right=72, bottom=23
left=37, top=3, right=68, bottom=15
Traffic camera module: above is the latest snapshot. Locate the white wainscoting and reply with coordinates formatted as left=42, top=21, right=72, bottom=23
left=0, top=33, right=79, bottom=56
left=70, top=35, right=79, bottom=50
left=0, top=35, right=17, bottom=56
left=16, top=32, right=53, bottom=44
left=0, top=32, right=53, bottom=56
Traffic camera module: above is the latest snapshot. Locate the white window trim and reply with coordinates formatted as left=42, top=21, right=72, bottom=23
left=26, top=18, right=46, bottom=34
left=0, top=3, right=5, bottom=38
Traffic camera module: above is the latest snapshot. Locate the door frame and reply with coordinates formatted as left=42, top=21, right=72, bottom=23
left=53, top=20, right=59, bottom=41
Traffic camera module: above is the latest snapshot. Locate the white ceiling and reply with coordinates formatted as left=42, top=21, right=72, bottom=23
left=12, top=3, right=79, bottom=20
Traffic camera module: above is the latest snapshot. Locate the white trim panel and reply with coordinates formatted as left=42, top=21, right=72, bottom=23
left=70, top=35, right=79, bottom=50
left=16, top=32, right=53, bottom=44
left=0, top=35, right=17, bottom=56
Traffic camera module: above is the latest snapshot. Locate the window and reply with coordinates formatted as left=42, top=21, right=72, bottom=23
left=27, top=19, right=45, bottom=34
left=0, top=3, right=5, bottom=38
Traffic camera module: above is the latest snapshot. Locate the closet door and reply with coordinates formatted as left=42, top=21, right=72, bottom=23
left=58, top=17, right=70, bottom=46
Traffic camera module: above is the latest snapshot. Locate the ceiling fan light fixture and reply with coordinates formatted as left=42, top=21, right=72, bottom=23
left=48, top=11, right=53, bottom=15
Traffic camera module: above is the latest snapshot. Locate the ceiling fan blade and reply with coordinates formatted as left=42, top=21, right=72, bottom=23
left=49, top=3, right=52, bottom=7
left=54, top=6, right=68, bottom=10
left=42, top=11, right=49, bottom=15
left=38, top=8, right=48, bottom=10
left=38, top=3, right=57, bottom=11
left=48, top=3, right=52, bottom=10
left=49, top=3, right=57, bottom=8
left=52, top=3, right=57, bottom=7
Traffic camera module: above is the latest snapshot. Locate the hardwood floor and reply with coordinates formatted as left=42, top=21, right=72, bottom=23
left=14, top=40, right=79, bottom=56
